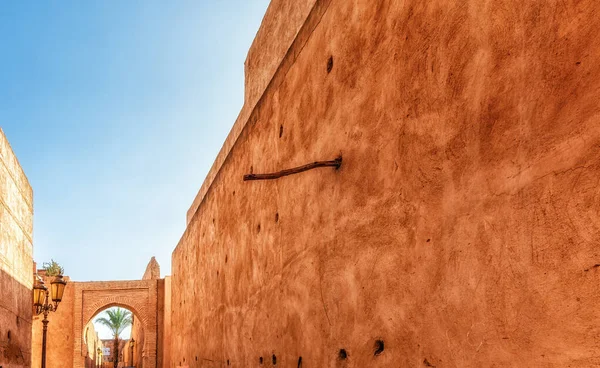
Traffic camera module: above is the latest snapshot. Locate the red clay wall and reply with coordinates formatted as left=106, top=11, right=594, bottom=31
left=31, top=277, right=75, bottom=368
left=131, top=314, right=145, bottom=367
left=171, top=0, right=600, bottom=366
left=0, top=128, right=34, bottom=368
left=82, top=321, right=102, bottom=367
left=243, top=0, right=317, bottom=108
left=186, top=0, right=319, bottom=224
left=161, top=277, right=171, bottom=368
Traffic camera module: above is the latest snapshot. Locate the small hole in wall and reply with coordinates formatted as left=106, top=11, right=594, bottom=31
left=327, top=56, right=334, bottom=73
left=339, top=349, right=347, bottom=360
left=213, top=218, right=215, bottom=224
left=279, top=125, right=284, bottom=138
left=259, top=356, right=263, bottom=364
left=227, top=359, right=230, bottom=365
left=195, top=356, right=198, bottom=361
left=275, top=212, right=279, bottom=223
left=216, top=271, right=219, bottom=277
left=16, top=316, right=19, bottom=326
left=374, top=340, right=384, bottom=356
left=297, top=356, right=302, bottom=367
left=233, top=190, right=236, bottom=196
left=250, top=165, right=254, bottom=174
left=225, top=255, right=228, bottom=263
left=257, top=224, right=261, bottom=233
left=7, top=330, right=11, bottom=341
left=426, top=239, right=431, bottom=243
left=272, top=354, right=277, bottom=365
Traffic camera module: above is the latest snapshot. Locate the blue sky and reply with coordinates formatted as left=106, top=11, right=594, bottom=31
left=0, top=0, right=270, bottom=282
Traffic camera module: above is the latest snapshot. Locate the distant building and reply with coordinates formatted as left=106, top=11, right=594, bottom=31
left=101, top=339, right=127, bottom=366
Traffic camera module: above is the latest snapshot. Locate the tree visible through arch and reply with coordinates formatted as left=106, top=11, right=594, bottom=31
left=95, top=308, right=132, bottom=368
left=72, top=279, right=159, bottom=368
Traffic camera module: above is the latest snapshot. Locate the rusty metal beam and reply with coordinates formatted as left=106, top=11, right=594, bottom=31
left=243, top=156, right=342, bottom=181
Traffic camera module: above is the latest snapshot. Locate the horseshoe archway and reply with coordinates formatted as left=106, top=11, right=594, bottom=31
left=72, top=280, right=158, bottom=368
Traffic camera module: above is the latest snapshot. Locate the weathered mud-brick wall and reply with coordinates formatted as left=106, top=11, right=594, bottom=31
left=0, top=128, right=34, bottom=368
left=31, top=276, right=75, bottom=368
left=186, top=0, right=318, bottom=225
left=161, top=276, right=171, bottom=368
left=172, top=0, right=600, bottom=366
left=82, top=321, right=102, bottom=367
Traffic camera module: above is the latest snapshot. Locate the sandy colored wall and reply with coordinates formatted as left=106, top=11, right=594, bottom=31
left=0, top=128, right=34, bottom=368
left=156, top=279, right=165, bottom=368
left=186, top=0, right=318, bottom=224
left=171, top=0, right=600, bottom=367
left=31, top=277, right=75, bottom=368
left=142, top=256, right=159, bottom=368
left=131, top=314, right=145, bottom=368
left=142, top=257, right=160, bottom=281
left=161, top=277, right=171, bottom=368
left=122, top=339, right=131, bottom=366
left=243, top=0, right=317, bottom=108
left=82, top=322, right=101, bottom=367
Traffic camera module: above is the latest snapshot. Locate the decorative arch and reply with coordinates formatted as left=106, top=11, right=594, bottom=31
left=72, top=280, right=158, bottom=368
left=84, top=297, right=150, bottom=329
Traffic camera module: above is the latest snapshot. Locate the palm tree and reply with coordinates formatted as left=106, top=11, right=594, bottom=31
left=95, top=308, right=132, bottom=368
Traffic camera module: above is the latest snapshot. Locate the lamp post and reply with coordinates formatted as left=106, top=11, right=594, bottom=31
left=33, top=274, right=67, bottom=368
left=129, top=338, right=135, bottom=367
left=97, top=347, right=102, bottom=368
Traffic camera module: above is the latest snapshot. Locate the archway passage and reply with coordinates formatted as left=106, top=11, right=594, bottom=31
left=86, top=306, right=142, bottom=368
left=73, top=280, right=159, bottom=368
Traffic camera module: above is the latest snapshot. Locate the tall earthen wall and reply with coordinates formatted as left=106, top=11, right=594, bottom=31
left=186, top=0, right=318, bottom=224
left=172, top=0, right=600, bottom=366
left=0, top=128, right=34, bottom=368
left=161, top=276, right=171, bottom=368
left=31, top=277, right=75, bottom=368
left=131, top=313, right=145, bottom=367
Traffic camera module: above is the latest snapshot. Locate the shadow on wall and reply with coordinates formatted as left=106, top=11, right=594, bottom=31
left=0, top=267, right=32, bottom=368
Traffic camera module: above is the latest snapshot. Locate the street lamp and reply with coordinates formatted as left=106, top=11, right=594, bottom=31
left=97, top=347, right=102, bottom=368
left=129, top=338, right=135, bottom=367
left=33, top=274, right=67, bottom=368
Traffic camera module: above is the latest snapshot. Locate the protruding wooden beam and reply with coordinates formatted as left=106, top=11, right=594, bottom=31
left=243, top=156, right=342, bottom=181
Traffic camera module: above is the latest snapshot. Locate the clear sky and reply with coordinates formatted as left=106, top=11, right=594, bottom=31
left=0, top=0, right=270, bottom=282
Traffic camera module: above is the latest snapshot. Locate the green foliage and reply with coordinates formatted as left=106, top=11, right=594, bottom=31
left=95, top=307, right=132, bottom=368
left=42, top=259, right=64, bottom=276
left=95, top=308, right=133, bottom=338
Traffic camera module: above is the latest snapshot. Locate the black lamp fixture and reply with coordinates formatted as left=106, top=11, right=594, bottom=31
left=33, top=274, right=68, bottom=368
left=129, top=337, right=135, bottom=365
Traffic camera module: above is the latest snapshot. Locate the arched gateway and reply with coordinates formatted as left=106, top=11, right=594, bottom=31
left=72, top=279, right=159, bottom=368
left=30, top=257, right=169, bottom=368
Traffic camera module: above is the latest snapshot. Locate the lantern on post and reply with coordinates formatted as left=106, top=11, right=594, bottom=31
left=129, top=338, right=135, bottom=366
left=33, top=273, right=68, bottom=368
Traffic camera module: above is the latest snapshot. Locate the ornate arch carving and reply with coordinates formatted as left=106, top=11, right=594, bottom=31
left=72, top=280, right=158, bottom=368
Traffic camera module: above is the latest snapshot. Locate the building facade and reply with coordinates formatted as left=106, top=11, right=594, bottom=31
left=171, top=0, right=600, bottom=366
left=0, top=128, right=34, bottom=368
